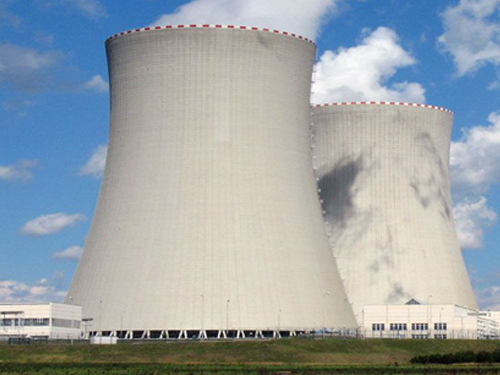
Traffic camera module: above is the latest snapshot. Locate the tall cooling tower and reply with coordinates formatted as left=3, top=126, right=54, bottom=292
left=312, top=102, right=478, bottom=323
left=68, top=25, right=356, bottom=338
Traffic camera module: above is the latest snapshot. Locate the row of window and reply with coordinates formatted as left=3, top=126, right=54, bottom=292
left=1, top=318, right=79, bottom=328
left=372, top=322, right=448, bottom=331
left=23, top=318, right=50, bottom=326
left=1, top=318, right=49, bottom=327
left=412, top=323, right=428, bottom=331
left=435, top=323, right=447, bottom=330
left=411, top=334, right=447, bottom=339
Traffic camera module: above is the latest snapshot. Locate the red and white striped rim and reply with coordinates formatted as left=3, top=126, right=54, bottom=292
left=106, top=24, right=315, bottom=46
left=312, top=101, right=453, bottom=114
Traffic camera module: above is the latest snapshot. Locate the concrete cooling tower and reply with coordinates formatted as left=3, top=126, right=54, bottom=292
left=67, top=25, right=357, bottom=339
left=312, top=102, right=478, bottom=324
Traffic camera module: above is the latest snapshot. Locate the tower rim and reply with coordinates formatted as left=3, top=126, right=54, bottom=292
left=311, top=101, right=453, bottom=115
left=106, top=24, right=316, bottom=46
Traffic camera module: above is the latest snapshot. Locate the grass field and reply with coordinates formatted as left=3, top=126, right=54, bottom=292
left=2, top=339, right=500, bottom=374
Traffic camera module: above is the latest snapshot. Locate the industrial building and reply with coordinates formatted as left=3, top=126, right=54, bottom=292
left=67, top=24, right=357, bottom=338
left=362, top=301, right=499, bottom=340
left=312, top=102, right=478, bottom=324
left=0, top=303, right=82, bottom=340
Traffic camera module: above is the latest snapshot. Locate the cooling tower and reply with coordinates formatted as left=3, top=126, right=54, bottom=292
left=312, top=102, right=478, bottom=323
left=67, top=25, right=356, bottom=338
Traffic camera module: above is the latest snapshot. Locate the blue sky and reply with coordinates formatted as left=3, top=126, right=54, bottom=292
left=1, top=0, right=499, bottom=309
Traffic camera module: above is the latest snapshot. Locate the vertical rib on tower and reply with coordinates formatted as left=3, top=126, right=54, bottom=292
left=312, top=102, right=478, bottom=323
left=68, top=26, right=356, bottom=334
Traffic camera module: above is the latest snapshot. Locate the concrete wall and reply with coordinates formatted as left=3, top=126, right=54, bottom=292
left=68, top=25, right=356, bottom=332
left=312, top=102, right=477, bottom=324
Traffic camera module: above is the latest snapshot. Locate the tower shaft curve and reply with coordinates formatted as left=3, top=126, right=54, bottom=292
left=68, top=26, right=356, bottom=333
left=312, top=102, right=478, bottom=323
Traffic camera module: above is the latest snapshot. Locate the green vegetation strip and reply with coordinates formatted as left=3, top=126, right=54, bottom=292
left=2, top=364, right=500, bottom=375
left=2, top=339, right=500, bottom=365
left=2, top=339, right=500, bottom=375
left=412, top=350, right=500, bottom=364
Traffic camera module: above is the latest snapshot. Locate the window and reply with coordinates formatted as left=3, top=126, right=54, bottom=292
left=434, top=323, right=447, bottom=331
left=411, top=334, right=429, bottom=339
left=372, top=323, right=385, bottom=331
left=390, top=323, right=407, bottom=331
left=411, top=323, right=428, bottom=331
left=434, top=334, right=447, bottom=339
left=23, top=318, right=49, bottom=326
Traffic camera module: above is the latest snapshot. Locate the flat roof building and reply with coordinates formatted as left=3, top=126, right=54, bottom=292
left=0, top=303, right=82, bottom=340
left=362, top=301, right=499, bottom=340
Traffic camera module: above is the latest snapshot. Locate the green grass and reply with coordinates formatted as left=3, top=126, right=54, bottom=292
left=1, top=339, right=500, bottom=365
left=2, top=339, right=500, bottom=374
left=2, top=363, right=500, bottom=375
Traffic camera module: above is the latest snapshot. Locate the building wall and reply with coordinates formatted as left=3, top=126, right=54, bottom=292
left=68, top=25, right=356, bottom=332
left=312, top=102, right=478, bottom=324
left=0, top=303, right=82, bottom=339
left=362, top=304, right=498, bottom=339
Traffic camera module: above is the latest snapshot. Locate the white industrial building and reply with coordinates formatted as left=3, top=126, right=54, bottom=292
left=67, top=24, right=356, bottom=338
left=362, top=301, right=499, bottom=340
left=312, top=102, right=478, bottom=324
left=0, top=303, right=82, bottom=340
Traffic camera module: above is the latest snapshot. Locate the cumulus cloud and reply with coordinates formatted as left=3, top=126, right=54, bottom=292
left=52, top=245, right=83, bottom=260
left=0, top=279, right=66, bottom=303
left=0, top=159, right=38, bottom=182
left=451, top=112, right=500, bottom=248
left=152, top=0, right=340, bottom=40
left=0, top=42, right=64, bottom=92
left=20, top=213, right=87, bottom=236
left=451, top=112, right=500, bottom=195
left=438, top=0, right=500, bottom=76
left=312, top=27, right=425, bottom=104
left=84, top=74, right=108, bottom=93
left=79, top=144, right=107, bottom=178
left=453, top=197, right=497, bottom=249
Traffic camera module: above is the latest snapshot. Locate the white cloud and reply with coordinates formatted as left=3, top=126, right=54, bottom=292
left=438, top=0, right=500, bottom=76
left=0, top=159, right=38, bottom=182
left=0, top=42, right=64, bottom=92
left=84, top=74, right=108, bottom=93
left=488, top=80, right=500, bottom=90
left=453, top=197, right=497, bottom=249
left=53, top=245, right=83, bottom=260
left=451, top=112, right=500, bottom=195
left=311, top=27, right=425, bottom=104
left=450, top=112, right=500, bottom=249
left=20, top=213, right=87, bottom=236
left=79, top=144, right=107, bottom=178
left=63, top=0, right=107, bottom=19
left=0, top=279, right=66, bottom=303
left=151, top=0, right=341, bottom=40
